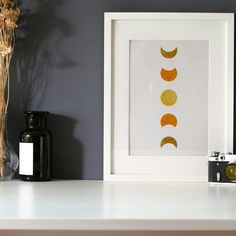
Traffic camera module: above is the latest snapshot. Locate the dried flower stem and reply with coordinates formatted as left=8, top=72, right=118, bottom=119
left=0, top=0, right=19, bottom=176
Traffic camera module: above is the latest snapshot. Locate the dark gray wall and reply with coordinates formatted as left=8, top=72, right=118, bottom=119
left=7, top=0, right=236, bottom=179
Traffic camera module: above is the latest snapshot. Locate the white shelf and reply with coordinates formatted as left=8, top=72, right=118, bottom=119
left=0, top=180, right=236, bottom=231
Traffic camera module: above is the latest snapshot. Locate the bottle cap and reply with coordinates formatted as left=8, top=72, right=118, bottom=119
left=211, top=151, right=220, bottom=157
left=24, top=111, right=50, bottom=117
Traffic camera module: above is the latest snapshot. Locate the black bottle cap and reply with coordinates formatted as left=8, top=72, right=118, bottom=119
left=24, top=111, right=50, bottom=128
left=24, top=111, right=50, bottom=117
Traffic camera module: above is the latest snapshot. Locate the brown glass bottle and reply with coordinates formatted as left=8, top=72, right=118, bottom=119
left=19, top=111, right=51, bottom=181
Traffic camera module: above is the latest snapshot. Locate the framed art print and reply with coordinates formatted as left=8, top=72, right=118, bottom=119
left=103, top=13, right=234, bottom=181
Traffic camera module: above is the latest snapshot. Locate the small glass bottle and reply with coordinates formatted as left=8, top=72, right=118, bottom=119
left=19, top=111, right=51, bottom=181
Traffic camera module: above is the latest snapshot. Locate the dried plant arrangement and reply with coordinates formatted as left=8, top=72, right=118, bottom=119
left=0, top=0, right=20, bottom=176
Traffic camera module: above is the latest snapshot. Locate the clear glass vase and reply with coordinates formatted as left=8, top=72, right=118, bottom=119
left=0, top=140, right=18, bottom=181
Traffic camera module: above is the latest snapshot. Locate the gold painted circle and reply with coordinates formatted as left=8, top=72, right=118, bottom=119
left=160, top=89, right=177, bottom=106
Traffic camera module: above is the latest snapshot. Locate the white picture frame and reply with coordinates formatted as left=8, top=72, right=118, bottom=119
left=104, top=12, right=234, bottom=182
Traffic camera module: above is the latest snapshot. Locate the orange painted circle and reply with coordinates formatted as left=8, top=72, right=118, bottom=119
left=160, top=113, right=177, bottom=127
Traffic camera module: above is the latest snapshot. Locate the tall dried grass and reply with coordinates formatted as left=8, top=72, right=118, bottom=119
left=0, top=0, right=19, bottom=176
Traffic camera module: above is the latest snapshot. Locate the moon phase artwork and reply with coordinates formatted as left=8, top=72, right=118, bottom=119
left=160, top=48, right=178, bottom=149
left=129, top=40, right=209, bottom=156
left=160, top=113, right=177, bottom=127
left=160, top=136, right=178, bottom=148
left=160, top=47, right=178, bottom=59
left=160, top=68, right=177, bottom=82
left=160, top=89, right=177, bottom=106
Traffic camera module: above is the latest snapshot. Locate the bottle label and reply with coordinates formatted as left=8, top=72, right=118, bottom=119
left=19, top=143, right=33, bottom=175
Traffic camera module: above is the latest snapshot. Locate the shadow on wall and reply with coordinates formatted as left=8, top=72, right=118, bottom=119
left=8, top=0, right=81, bottom=178
left=48, top=114, right=83, bottom=179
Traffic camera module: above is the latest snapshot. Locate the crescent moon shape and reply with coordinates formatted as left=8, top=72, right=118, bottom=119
left=160, top=136, right=178, bottom=148
left=160, top=89, right=177, bottom=106
left=160, top=113, right=177, bottom=127
left=160, top=68, right=177, bottom=82
left=160, top=47, right=178, bottom=59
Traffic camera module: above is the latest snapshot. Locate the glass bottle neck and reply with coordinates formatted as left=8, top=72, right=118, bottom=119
left=26, top=116, right=47, bottom=129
